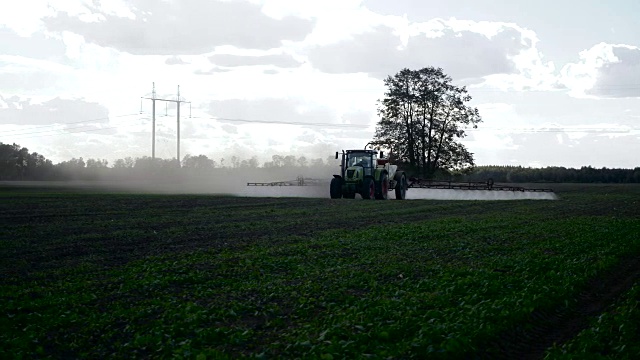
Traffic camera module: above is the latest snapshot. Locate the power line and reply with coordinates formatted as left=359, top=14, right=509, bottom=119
left=4, top=119, right=637, bottom=141
left=1, top=121, right=150, bottom=140
left=191, top=116, right=640, bottom=134
left=1, top=112, right=366, bottom=141
left=190, top=115, right=366, bottom=128
left=0, top=113, right=140, bottom=135
left=0, top=114, right=143, bottom=137
left=2, top=107, right=638, bottom=142
left=464, top=127, right=639, bottom=133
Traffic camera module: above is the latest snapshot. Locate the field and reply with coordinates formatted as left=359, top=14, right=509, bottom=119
left=1, top=183, right=640, bottom=359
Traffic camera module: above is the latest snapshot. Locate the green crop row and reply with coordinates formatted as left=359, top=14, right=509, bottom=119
left=3, top=211, right=639, bottom=358
left=546, top=283, right=640, bottom=358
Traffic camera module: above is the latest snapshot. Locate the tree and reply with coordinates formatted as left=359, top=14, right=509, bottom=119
left=113, top=157, right=135, bottom=169
left=272, top=155, right=284, bottom=167
left=311, top=158, right=325, bottom=167
left=373, top=67, right=481, bottom=177
left=15, top=146, right=29, bottom=180
left=0, top=143, right=20, bottom=180
left=263, top=155, right=284, bottom=168
left=55, top=157, right=86, bottom=180
left=86, top=158, right=109, bottom=168
left=26, top=152, right=54, bottom=180
left=133, top=156, right=162, bottom=171
left=0, top=143, right=55, bottom=180
left=240, top=156, right=258, bottom=168
left=283, top=155, right=297, bottom=167
left=297, top=156, right=308, bottom=168
left=182, top=154, right=215, bottom=170
left=230, top=156, right=240, bottom=168
left=83, top=158, right=108, bottom=180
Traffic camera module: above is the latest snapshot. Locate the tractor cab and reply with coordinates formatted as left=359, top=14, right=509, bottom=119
left=346, top=150, right=376, bottom=169
left=337, top=150, right=378, bottom=179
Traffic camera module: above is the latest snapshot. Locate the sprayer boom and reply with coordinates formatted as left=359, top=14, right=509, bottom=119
left=407, top=178, right=554, bottom=192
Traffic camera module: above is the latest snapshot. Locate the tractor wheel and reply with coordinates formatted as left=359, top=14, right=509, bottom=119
left=330, top=178, right=342, bottom=199
left=395, top=173, right=407, bottom=200
left=375, top=173, right=389, bottom=200
left=362, top=178, right=375, bottom=199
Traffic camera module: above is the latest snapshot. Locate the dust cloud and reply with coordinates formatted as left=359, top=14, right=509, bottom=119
left=240, top=185, right=329, bottom=198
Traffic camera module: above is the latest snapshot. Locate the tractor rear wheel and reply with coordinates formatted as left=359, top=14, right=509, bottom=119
left=375, top=173, right=389, bottom=200
left=395, top=173, right=407, bottom=200
left=362, top=178, right=375, bottom=199
left=330, top=178, right=342, bottom=199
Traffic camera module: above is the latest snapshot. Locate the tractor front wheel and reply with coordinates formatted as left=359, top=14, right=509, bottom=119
left=330, top=178, right=342, bottom=199
left=375, top=173, right=389, bottom=200
left=362, top=178, right=375, bottom=199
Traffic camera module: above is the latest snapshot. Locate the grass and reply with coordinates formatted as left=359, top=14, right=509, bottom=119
left=1, top=183, right=640, bottom=358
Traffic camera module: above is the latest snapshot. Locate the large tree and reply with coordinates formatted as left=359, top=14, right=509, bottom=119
left=373, top=67, right=481, bottom=177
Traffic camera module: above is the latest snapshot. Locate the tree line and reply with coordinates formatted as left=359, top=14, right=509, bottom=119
left=0, top=142, right=337, bottom=181
left=460, top=165, right=640, bottom=184
left=1, top=142, right=638, bottom=183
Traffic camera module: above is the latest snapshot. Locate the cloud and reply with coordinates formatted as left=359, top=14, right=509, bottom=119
left=165, top=56, right=189, bottom=65
left=306, top=26, right=400, bottom=78
left=209, top=53, right=302, bottom=68
left=194, top=67, right=231, bottom=75
left=560, top=43, right=640, bottom=98
left=586, top=46, right=640, bottom=98
left=403, top=26, right=520, bottom=79
left=306, top=20, right=533, bottom=80
left=0, top=0, right=54, bottom=37
left=0, top=69, right=59, bottom=93
left=43, top=0, right=315, bottom=55
left=221, top=124, right=238, bottom=134
left=0, top=26, right=66, bottom=60
left=0, top=96, right=109, bottom=125
left=0, top=55, right=72, bottom=94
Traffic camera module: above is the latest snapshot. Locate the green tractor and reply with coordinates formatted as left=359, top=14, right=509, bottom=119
left=330, top=149, right=408, bottom=200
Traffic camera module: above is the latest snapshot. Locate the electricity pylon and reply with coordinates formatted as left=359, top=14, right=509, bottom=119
left=141, top=83, right=191, bottom=166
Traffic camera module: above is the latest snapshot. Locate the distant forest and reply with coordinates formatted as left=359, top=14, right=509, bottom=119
left=1, top=142, right=639, bottom=183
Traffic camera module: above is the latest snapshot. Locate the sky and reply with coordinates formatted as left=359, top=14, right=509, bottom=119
left=1, top=0, right=639, bottom=168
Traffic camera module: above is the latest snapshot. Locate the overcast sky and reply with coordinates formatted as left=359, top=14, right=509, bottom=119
left=1, top=0, right=639, bottom=168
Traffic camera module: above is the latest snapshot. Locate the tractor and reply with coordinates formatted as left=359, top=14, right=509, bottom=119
left=330, top=149, right=408, bottom=200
